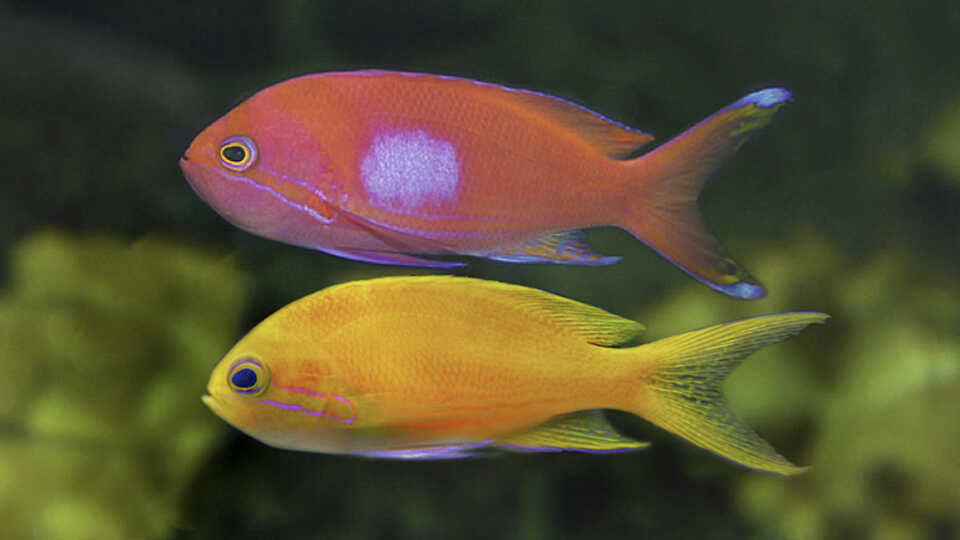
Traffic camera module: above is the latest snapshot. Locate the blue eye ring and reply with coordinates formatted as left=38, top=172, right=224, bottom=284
left=227, top=357, right=270, bottom=396
left=218, top=136, right=258, bottom=172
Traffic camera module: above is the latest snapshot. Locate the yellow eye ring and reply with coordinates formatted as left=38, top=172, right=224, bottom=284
left=227, top=357, right=270, bottom=396
left=218, top=136, right=258, bottom=172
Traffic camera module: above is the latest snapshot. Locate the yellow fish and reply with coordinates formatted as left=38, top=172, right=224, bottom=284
left=203, top=276, right=826, bottom=474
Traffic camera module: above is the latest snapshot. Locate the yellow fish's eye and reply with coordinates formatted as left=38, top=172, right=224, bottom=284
left=218, top=136, right=258, bottom=172
left=227, top=357, right=270, bottom=396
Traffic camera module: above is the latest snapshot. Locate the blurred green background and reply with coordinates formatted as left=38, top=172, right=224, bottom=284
left=2, top=1, right=958, bottom=539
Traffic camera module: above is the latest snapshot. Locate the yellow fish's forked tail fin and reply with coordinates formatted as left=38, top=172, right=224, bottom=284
left=636, top=312, right=828, bottom=475
left=619, top=89, right=793, bottom=300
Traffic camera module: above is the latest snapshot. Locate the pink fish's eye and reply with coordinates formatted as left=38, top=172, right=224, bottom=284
left=227, top=356, right=270, bottom=396
left=218, top=136, right=258, bottom=172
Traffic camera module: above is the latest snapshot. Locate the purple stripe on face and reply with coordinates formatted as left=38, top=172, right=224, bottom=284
left=217, top=169, right=335, bottom=225
left=256, top=399, right=356, bottom=425
left=270, top=384, right=358, bottom=424
left=257, top=399, right=325, bottom=417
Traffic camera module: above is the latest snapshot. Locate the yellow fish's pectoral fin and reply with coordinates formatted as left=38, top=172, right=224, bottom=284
left=495, top=410, right=649, bottom=453
left=482, top=230, right=622, bottom=267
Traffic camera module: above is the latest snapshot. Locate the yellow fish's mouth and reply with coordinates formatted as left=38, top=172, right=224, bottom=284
left=201, top=394, right=221, bottom=416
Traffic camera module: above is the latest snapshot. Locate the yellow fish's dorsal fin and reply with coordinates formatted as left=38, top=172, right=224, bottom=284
left=496, top=410, right=649, bottom=453
left=506, top=89, right=655, bottom=159
left=319, top=276, right=645, bottom=346
left=636, top=312, right=828, bottom=475
left=452, top=276, right=645, bottom=346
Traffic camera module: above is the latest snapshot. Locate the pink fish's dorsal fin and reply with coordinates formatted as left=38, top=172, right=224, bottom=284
left=504, top=87, right=655, bottom=159
left=352, top=70, right=654, bottom=159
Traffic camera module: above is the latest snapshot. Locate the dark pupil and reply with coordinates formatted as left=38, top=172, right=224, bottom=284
left=223, top=145, right=246, bottom=163
left=231, top=368, right=258, bottom=388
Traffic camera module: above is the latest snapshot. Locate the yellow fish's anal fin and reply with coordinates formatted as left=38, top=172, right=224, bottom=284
left=496, top=410, right=649, bottom=453
left=637, top=312, right=828, bottom=475
left=482, top=230, right=621, bottom=267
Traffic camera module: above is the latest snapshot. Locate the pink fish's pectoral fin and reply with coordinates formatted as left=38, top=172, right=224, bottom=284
left=495, top=410, right=649, bottom=453
left=354, top=440, right=496, bottom=460
left=325, top=207, right=466, bottom=268
left=482, top=231, right=621, bottom=266
left=319, top=248, right=465, bottom=268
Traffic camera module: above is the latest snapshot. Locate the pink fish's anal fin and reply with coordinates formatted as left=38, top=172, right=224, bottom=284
left=482, top=230, right=621, bottom=266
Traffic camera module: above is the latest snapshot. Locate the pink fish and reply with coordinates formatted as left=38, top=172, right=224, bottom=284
left=180, top=71, right=791, bottom=298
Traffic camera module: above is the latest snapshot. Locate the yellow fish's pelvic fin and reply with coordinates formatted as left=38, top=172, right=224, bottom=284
left=354, top=440, right=496, bottom=460
left=482, top=230, right=621, bottom=267
left=619, top=89, right=793, bottom=300
left=637, top=312, right=827, bottom=475
left=496, top=410, right=649, bottom=453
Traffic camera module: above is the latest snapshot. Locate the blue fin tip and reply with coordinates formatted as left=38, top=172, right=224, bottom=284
left=739, top=88, right=792, bottom=108
left=710, top=280, right=766, bottom=300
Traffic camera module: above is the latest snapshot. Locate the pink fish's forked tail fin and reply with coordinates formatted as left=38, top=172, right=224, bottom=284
left=632, top=312, right=827, bottom=475
left=619, top=89, right=793, bottom=299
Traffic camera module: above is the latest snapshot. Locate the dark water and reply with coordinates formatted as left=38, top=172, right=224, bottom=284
left=2, top=1, right=958, bottom=539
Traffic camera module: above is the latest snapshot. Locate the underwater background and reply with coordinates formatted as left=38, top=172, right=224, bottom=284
left=2, top=1, right=958, bottom=539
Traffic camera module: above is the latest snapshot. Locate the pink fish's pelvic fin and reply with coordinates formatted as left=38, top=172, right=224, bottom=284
left=482, top=231, right=621, bottom=266
left=320, top=248, right=465, bottom=268
left=496, top=410, right=648, bottom=453
left=620, top=89, right=793, bottom=299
